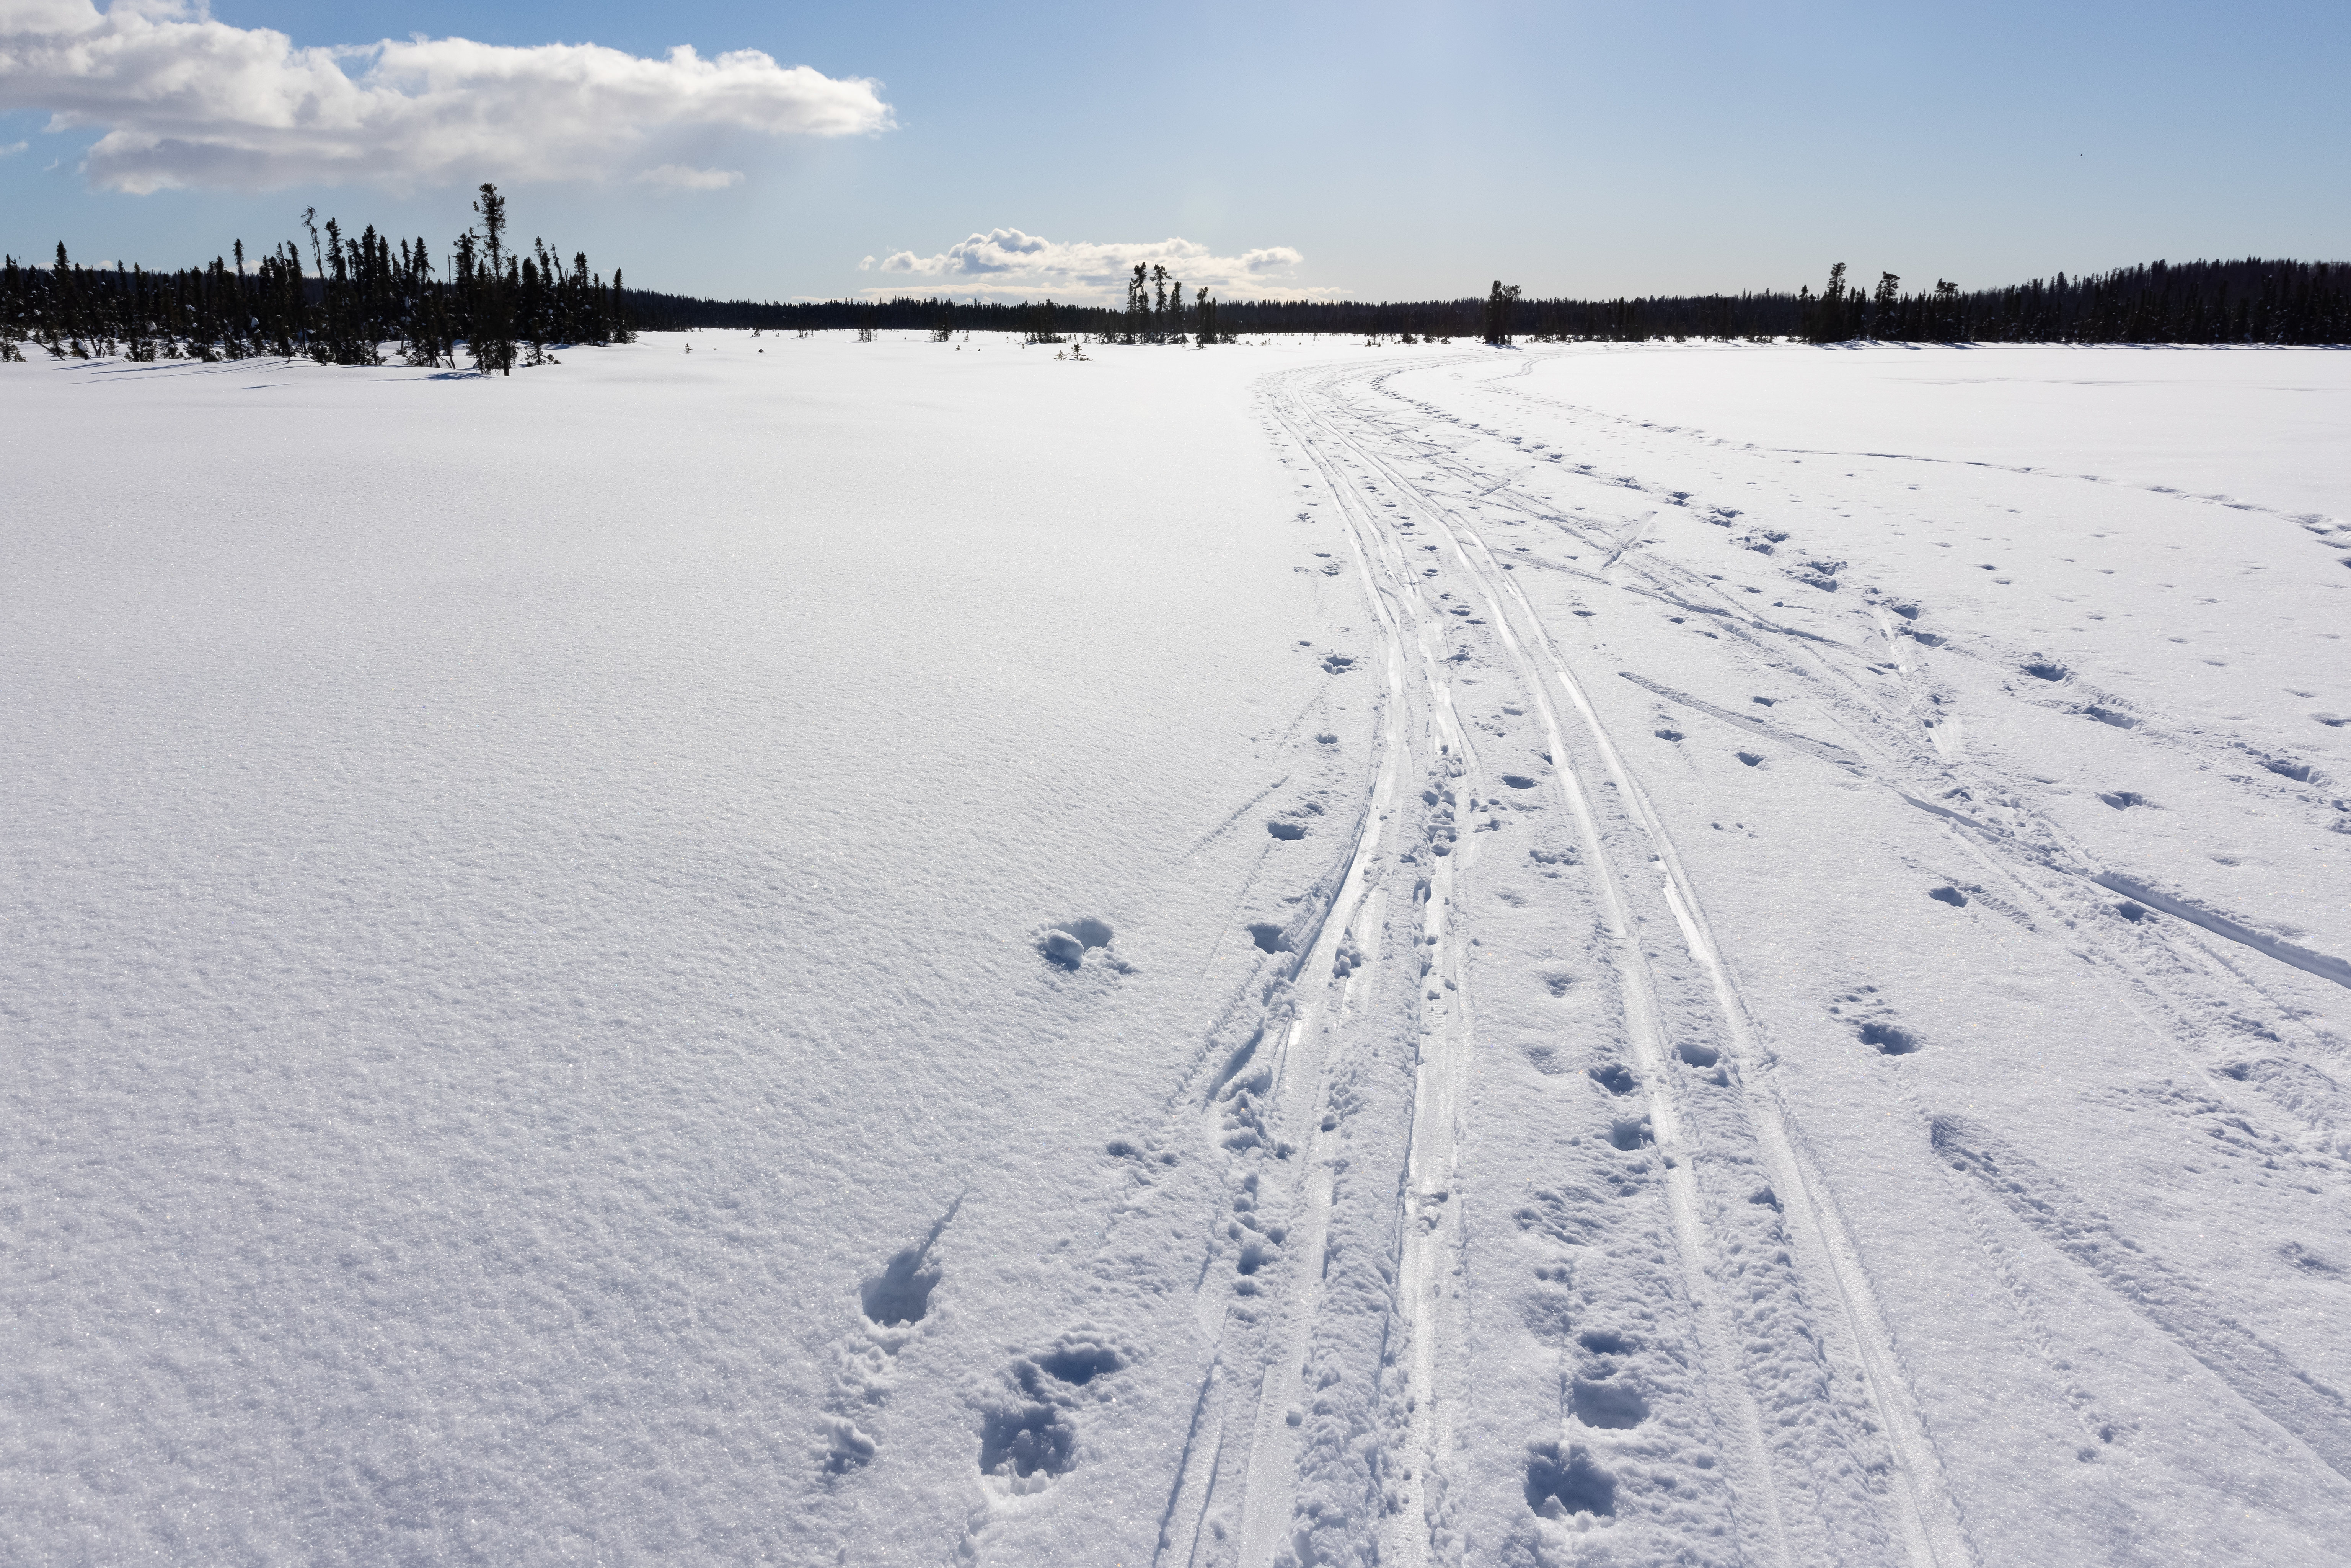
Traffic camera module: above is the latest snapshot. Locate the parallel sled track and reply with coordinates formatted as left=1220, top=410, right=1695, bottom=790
left=1211, top=355, right=1976, bottom=1568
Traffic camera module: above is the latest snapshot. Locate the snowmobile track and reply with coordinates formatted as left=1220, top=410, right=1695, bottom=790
left=1262, top=355, right=1979, bottom=1568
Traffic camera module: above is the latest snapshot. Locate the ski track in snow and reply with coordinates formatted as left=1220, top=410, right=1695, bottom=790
left=1227, top=357, right=1969, bottom=1568
left=1067, top=346, right=2350, bottom=1567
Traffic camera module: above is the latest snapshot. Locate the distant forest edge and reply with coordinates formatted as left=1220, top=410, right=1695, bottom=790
left=2, top=185, right=2345, bottom=363
left=624, top=258, right=2351, bottom=346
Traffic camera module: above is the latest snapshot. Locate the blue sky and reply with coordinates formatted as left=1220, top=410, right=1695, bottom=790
left=3, top=0, right=2345, bottom=303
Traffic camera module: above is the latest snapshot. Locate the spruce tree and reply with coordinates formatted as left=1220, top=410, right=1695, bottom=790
left=468, top=185, right=514, bottom=374
left=1482, top=280, right=1521, bottom=344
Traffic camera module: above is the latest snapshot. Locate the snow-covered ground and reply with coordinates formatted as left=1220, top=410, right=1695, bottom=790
left=5, top=336, right=2347, bottom=1566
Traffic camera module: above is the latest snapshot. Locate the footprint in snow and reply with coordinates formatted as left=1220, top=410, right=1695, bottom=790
left=1570, top=1375, right=1651, bottom=1430
left=978, top=1332, right=1130, bottom=1488
left=1524, top=1441, right=1617, bottom=1518
left=861, top=1216, right=951, bottom=1328
left=1039, top=917, right=1116, bottom=969
left=1588, top=1063, right=1636, bottom=1095
left=1608, top=1115, right=1652, bottom=1151
left=827, top=1202, right=961, bottom=1470
left=1860, top=1021, right=1922, bottom=1055
left=1247, top=922, right=1291, bottom=955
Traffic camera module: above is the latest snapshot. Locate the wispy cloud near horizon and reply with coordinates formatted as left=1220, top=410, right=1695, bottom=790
left=634, top=164, right=743, bottom=192
left=854, top=228, right=1333, bottom=303
left=0, top=0, right=893, bottom=193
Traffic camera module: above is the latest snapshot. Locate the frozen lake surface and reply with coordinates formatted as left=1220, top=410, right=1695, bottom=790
left=5, top=337, right=2348, bottom=1565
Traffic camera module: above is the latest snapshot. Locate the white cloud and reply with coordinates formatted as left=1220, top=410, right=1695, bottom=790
left=862, top=228, right=1328, bottom=302
left=634, top=163, right=742, bottom=191
left=0, top=136, right=26, bottom=155
left=0, top=0, right=893, bottom=193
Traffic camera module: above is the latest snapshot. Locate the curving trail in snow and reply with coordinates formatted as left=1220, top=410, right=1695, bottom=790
left=1102, top=345, right=2351, bottom=1568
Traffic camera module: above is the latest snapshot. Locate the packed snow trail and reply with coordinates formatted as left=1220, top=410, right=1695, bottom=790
left=1101, top=345, right=2351, bottom=1568
left=1200, top=356, right=1968, bottom=1567
left=1334, top=356, right=1972, bottom=1567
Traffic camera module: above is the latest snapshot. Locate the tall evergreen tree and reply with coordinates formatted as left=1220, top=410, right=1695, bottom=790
left=1482, top=280, right=1521, bottom=344
left=468, top=184, right=515, bottom=375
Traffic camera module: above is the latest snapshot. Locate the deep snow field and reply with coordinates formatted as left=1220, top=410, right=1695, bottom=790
left=4, top=334, right=2348, bottom=1567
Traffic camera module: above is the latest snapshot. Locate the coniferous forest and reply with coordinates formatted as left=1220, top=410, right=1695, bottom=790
left=610, top=258, right=2351, bottom=346
left=4, top=194, right=2344, bottom=365
left=0, top=184, right=633, bottom=371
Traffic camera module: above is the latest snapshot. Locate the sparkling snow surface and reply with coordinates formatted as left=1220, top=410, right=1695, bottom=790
left=5, top=338, right=2348, bottom=1566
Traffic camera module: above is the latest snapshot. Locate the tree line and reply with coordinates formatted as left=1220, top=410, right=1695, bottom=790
left=6, top=230, right=2344, bottom=361
left=618, top=257, right=2349, bottom=347
left=0, top=184, right=633, bottom=370
left=1780, top=258, right=2349, bottom=346
left=654, top=268, right=1234, bottom=347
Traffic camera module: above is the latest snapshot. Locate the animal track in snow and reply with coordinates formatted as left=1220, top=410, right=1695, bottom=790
left=1609, top=1115, right=1653, bottom=1151
left=1524, top=1441, right=1617, bottom=1518
left=1039, top=917, right=1115, bottom=969
left=978, top=1404, right=1076, bottom=1487
left=1331, top=930, right=1365, bottom=978
left=1571, top=1376, right=1652, bottom=1429
left=2023, top=659, right=2070, bottom=681
left=1860, top=1021, right=1922, bottom=1055
left=1034, top=1334, right=1124, bottom=1386
left=2279, top=1240, right=2348, bottom=1281
left=1247, top=922, right=1291, bottom=955
left=1735, top=751, right=1764, bottom=767
left=1927, top=885, right=1969, bottom=907
left=977, top=1332, right=1129, bottom=1489
left=825, top=1202, right=961, bottom=1471
left=1267, top=820, right=1307, bottom=840
left=1588, top=1063, right=1637, bottom=1095
left=861, top=1227, right=948, bottom=1327
left=2098, top=791, right=2147, bottom=809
